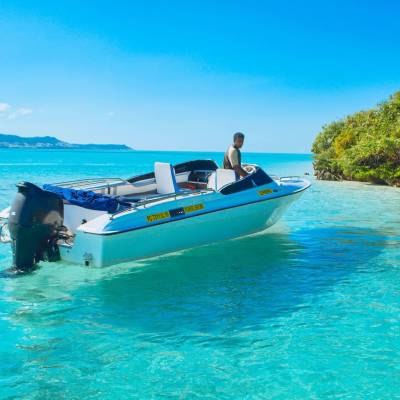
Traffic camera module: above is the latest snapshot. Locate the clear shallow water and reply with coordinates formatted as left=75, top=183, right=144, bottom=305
left=0, top=149, right=399, bottom=399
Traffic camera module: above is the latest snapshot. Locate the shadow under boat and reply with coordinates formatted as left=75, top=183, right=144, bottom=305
left=87, top=225, right=387, bottom=331
left=0, top=225, right=389, bottom=338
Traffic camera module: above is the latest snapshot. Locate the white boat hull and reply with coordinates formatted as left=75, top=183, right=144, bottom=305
left=60, top=191, right=302, bottom=267
left=0, top=159, right=310, bottom=271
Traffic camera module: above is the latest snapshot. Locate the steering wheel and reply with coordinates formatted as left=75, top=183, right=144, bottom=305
left=243, top=164, right=256, bottom=174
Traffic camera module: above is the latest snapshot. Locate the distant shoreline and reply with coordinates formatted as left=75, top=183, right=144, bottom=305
left=0, top=145, right=133, bottom=150
left=0, top=133, right=132, bottom=150
left=0, top=134, right=314, bottom=154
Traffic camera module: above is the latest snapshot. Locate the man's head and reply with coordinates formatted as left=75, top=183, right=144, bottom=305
left=233, top=132, right=245, bottom=149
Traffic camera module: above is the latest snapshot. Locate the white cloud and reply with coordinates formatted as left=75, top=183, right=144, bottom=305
left=8, top=107, right=33, bottom=119
left=0, top=103, right=11, bottom=113
left=17, top=108, right=32, bottom=115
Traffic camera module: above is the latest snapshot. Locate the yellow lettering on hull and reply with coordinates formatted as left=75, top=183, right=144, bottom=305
left=184, top=203, right=205, bottom=213
left=146, top=203, right=205, bottom=223
left=146, top=211, right=170, bottom=222
left=258, top=188, right=273, bottom=196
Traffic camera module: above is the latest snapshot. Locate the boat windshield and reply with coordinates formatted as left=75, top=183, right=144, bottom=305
left=220, top=168, right=273, bottom=195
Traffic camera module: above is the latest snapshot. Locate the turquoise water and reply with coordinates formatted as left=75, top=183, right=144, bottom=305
left=0, top=149, right=399, bottom=399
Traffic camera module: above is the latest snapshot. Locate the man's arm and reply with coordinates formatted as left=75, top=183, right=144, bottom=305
left=233, top=165, right=248, bottom=178
left=229, top=147, right=248, bottom=177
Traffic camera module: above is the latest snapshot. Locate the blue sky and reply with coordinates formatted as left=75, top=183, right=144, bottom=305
left=0, top=0, right=399, bottom=152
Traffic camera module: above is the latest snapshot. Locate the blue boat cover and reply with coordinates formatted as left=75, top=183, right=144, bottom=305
left=43, top=184, right=130, bottom=213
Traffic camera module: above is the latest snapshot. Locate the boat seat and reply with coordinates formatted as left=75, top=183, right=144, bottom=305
left=207, top=169, right=237, bottom=191
left=154, top=162, right=181, bottom=194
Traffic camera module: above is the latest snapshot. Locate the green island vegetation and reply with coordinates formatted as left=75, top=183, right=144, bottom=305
left=312, top=91, right=400, bottom=187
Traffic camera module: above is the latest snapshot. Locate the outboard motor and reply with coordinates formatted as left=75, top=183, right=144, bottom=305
left=8, top=182, right=64, bottom=272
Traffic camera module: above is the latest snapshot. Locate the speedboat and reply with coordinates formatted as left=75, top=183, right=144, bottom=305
left=0, top=159, right=310, bottom=271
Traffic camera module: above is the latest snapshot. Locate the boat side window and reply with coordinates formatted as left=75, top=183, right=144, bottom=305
left=220, top=168, right=273, bottom=195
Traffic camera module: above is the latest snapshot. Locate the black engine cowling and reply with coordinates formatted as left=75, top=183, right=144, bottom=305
left=8, top=182, right=64, bottom=272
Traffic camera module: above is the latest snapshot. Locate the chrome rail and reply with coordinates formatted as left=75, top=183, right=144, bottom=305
left=51, top=177, right=126, bottom=189
left=110, top=189, right=213, bottom=219
left=49, top=177, right=136, bottom=196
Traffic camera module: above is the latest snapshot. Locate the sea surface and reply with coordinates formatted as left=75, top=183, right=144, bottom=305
left=0, top=149, right=399, bottom=399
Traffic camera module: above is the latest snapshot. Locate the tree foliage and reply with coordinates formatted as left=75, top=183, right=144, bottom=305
left=312, top=91, right=400, bottom=186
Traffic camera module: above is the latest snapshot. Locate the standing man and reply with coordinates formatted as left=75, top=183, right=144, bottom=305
left=223, top=132, right=248, bottom=178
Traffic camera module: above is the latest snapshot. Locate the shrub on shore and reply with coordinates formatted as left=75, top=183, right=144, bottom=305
left=312, top=91, right=400, bottom=186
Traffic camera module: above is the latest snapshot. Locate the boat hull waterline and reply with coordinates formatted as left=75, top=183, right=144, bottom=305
left=61, top=190, right=304, bottom=267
